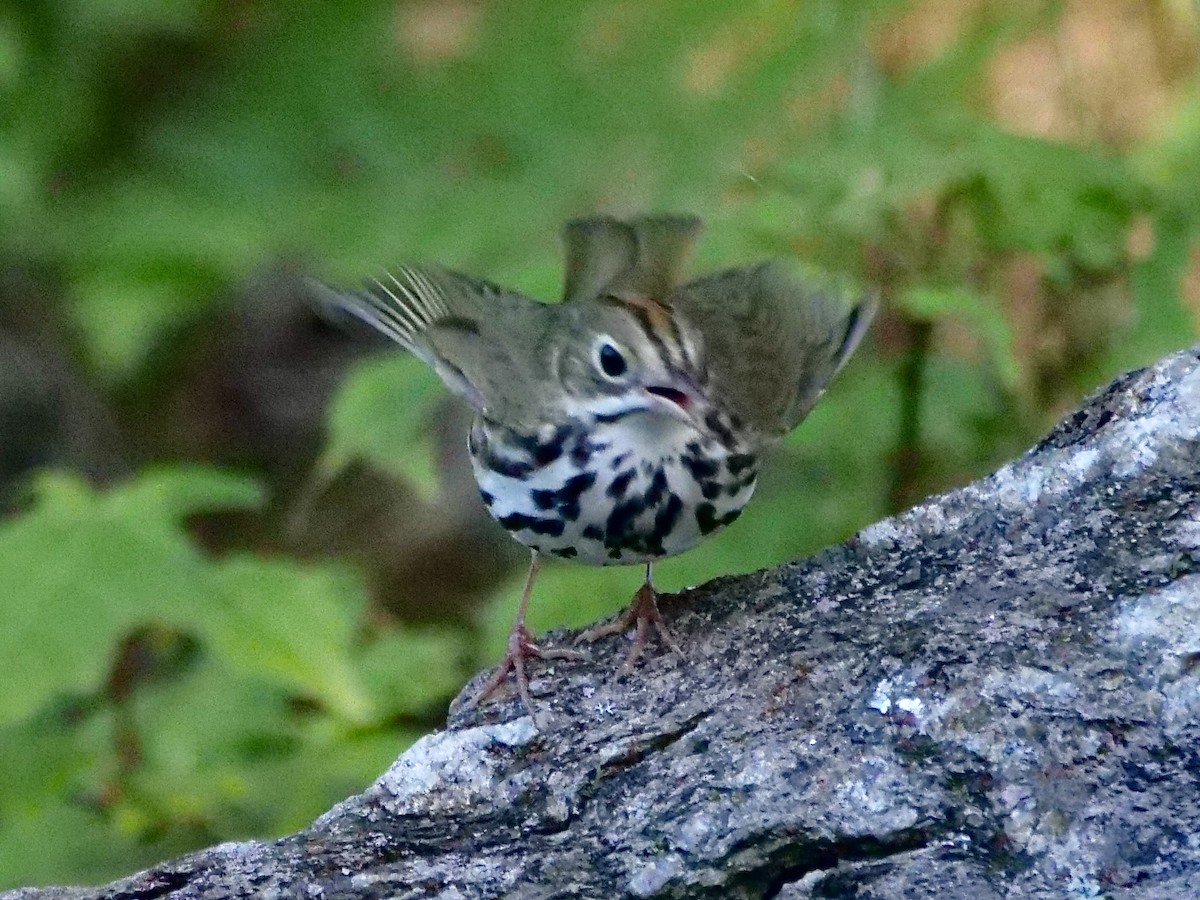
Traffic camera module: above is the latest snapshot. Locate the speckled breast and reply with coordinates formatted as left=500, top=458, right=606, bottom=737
left=467, top=414, right=758, bottom=566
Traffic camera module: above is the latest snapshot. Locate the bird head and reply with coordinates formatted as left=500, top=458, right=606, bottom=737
left=554, top=296, right=715, bottom=435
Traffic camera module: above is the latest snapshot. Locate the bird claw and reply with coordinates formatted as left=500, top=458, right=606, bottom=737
left=577, top=582, right=684, bottom=673
left=463, top=624, right=584, bottom=717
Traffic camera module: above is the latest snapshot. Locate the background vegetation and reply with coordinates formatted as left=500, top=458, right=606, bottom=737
left=2, top=0, right=1199, bottom=888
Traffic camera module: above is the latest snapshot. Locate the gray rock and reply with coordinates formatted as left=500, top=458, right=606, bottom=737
left=7, top=344, right=1199, bottom=899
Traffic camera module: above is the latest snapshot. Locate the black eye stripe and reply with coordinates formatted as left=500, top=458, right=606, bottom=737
left=664, top=310, right=695, bottom=370
left=627, top=303, right=678, bottom=371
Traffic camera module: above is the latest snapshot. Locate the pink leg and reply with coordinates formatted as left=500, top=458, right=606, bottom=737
left=464, top=552, right=582, bottom=716
left=578, top=562, right=683, bottom=673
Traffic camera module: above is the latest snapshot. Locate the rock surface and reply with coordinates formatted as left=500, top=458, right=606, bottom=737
left=6, top=345, right=1200, bottom=900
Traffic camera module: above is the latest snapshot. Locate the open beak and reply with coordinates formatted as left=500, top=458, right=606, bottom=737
left=646, top=384, right=691, bottom=410
left=644, top=379, right=708, bottom=430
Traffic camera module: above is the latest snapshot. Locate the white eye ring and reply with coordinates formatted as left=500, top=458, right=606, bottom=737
left=593, top=338, right=631, bottom=381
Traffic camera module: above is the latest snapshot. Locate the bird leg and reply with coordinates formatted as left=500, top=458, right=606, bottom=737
left=463, top=553, right=583, bottom=716
left=578, top=563, right=684, bottom=673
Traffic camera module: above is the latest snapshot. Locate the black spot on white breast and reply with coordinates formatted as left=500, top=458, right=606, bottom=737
left=607, top=469, right=636, bottom=499
left=498, top=512, right=565, bottom=537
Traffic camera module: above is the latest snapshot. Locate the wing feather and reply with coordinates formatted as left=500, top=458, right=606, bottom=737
left=668, top=262, right=877, bottom=437
left=309, top=265, right=552, bottom=424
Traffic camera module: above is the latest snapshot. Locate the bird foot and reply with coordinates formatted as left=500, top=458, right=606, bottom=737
left=577, top=583, right=684, bottom=673
left=463, top=623, right=584, bottom=717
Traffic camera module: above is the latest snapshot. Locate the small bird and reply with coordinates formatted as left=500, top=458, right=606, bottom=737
left=313, top=215, right=876, bottom=717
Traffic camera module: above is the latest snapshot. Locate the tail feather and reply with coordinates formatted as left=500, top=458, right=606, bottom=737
left=562, top=215, right=702, bottom=303
left=785, top=289, right=878, bottom=429
left=831, top=293, right=878, bottom=380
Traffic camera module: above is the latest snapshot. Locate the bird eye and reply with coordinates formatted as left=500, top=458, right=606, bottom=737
left=596, top=340, right=629, bottom=380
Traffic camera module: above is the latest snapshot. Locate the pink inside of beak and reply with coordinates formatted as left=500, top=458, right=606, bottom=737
left=646, top=385, right=691, bottom=409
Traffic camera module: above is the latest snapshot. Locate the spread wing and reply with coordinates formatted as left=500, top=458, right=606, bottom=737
left=668, top=262, right=877, bottom=438
left=309, top=265, right=555, bottom=427
left=561, top=215, right=703, bottom=303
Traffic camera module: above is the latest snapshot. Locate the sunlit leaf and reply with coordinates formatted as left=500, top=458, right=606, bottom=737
left=203, top=559, right=376, bottom=725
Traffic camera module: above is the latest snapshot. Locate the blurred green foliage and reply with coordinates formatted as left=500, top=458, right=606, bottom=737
left=2, top=0, right=1199, bottom=889
left=319, top=354, right=446, bottom=504
left=0, top=470, right=462, bottom=885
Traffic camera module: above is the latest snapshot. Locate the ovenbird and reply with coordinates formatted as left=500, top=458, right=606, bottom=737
left=312, top=215, right=876, bottom=717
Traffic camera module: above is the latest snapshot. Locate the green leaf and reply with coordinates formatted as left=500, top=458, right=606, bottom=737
left=0, top=468, right=262, bottom=727
left=0, top=792, right=147, bottom=890
left=122, top=660, right=303, bottom=830
left=896, top=285, right=1020, bottom=388
left=126, top=659, right=418, bottom=838
left=319, top=354, right=446, bottom=502
left=104, top=465, right=266, bottom=520
left=202, top=558, right=376, bottom=725
left=357, top=626, right=466, bottom=716
left=70, top=270, right=200, bottom=378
